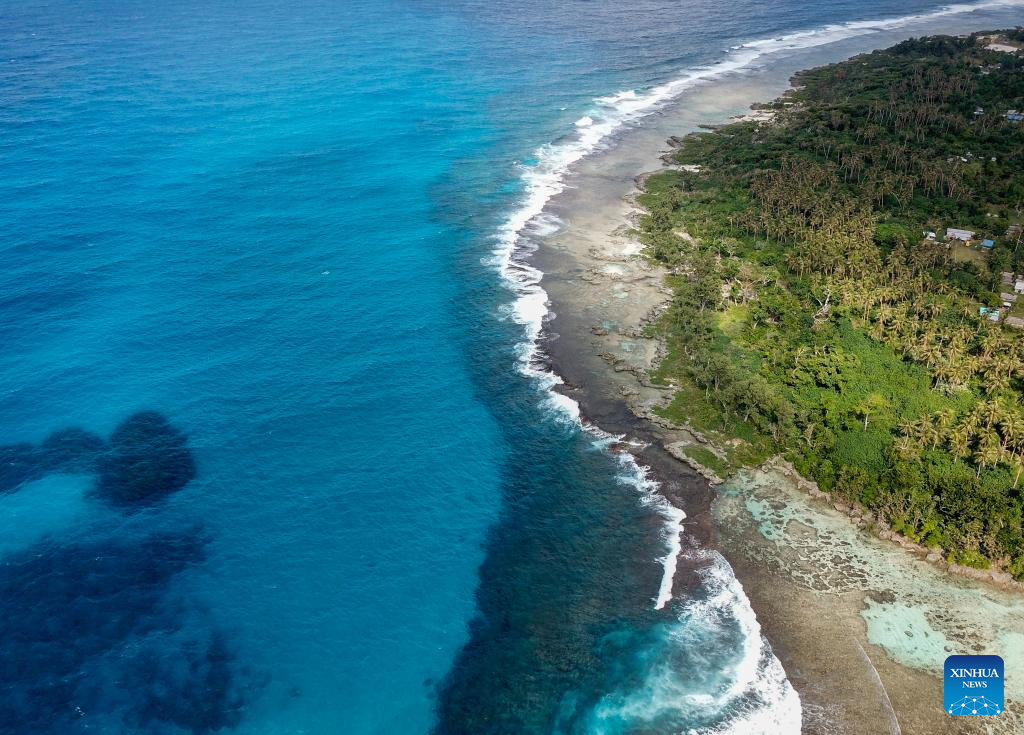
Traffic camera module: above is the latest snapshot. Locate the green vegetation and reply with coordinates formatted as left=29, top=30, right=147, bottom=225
left=680, top=445, right=730, bottom=477
left=641, top=31, right=1024, bottom=576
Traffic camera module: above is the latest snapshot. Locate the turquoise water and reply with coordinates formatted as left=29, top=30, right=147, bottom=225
left=1, top=1, right=1019, bottom=733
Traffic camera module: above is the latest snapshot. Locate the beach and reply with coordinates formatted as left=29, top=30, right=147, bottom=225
left=529, top=6, right=1024, bottom=733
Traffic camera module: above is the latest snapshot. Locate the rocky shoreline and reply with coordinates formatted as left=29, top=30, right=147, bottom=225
left=765, top=456, right=1024, bottom=593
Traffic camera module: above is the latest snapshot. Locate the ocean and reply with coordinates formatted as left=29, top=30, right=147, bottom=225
left=0, top=1, right=1021, bottom=733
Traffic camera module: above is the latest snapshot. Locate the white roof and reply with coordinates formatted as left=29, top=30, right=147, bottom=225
left=946, top=228, right=975, bottom=240
left=986, top=43, right=1019, bottom=53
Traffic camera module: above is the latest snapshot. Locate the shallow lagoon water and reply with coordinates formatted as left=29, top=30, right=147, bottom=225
left=719, top=468, right=1024, bottom=703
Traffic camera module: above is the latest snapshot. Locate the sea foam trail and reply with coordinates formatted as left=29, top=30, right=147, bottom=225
left=491, top=1, right=1020, bottom=731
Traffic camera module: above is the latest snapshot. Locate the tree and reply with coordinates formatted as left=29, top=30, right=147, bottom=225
left=856, top=393, right=888, bottom=431
left=974, top=431, right=1003, bottom=477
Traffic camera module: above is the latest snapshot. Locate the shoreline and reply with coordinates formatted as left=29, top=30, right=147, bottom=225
left=520, top=7, right=1024, bottom=734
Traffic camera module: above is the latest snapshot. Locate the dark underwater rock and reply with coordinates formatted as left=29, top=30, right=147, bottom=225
left=96, top=411, right=196, bottom=504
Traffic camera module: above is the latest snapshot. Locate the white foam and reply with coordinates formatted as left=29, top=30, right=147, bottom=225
left=575, top=115, right=595, bottom=128
left=694, top=553, right=803, bottom=734
left=607, top=455, right=681, bottom=610
left=584, top=550, right=801, bottom=733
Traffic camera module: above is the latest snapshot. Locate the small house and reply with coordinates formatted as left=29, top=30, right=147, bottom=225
left=1008, top=110, right=1024, bottom=122
left=946, top=227, right=975, bottom=242
left=982, top=239, right=995, bottom=249
left=925, top=231, right=937, bottom=241
left=1015, top=279, right=1024, bottom=294
left=1008, top=224, right=1022, bottom=237
left=1001, top=292, right=1017, bottom=304
left=1007, top=316, right=1024, bottom=329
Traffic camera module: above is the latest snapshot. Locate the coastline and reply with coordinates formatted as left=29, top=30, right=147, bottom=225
left=521, top=7, right=1024, bottom=734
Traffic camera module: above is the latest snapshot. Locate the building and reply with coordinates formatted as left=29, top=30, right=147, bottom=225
left=1008, top=224, right=1022, bottom=238
left=982, top=239, right=995, bottom=249
left=925, top=231, right=937, bottom=241
left=1008, top=110, right=1024, bottom=122
left=986, top=42, right=1020, bottom=53
left=946, top=227, right=975, bottom=242
left=1002, top=271, right=1015, bottom=285
left=1016, top=279, right=1024, bottom=294
left=1007, top=316, right=1024, bottom=329
left=1001, top=292, right=1018, bottom=304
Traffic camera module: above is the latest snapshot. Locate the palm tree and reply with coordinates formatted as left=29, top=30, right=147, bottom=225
left=982, top=399, right=1004, bottom=430
left=974, top=430, right=1003, bottom=477
left=993, top=353, right=1016, bottom=380
left=1012, top=454, right=1024, bottom=489
left=981, top=331, right=1002, bottom=360
left=999, top=413, right=1024, bottom=452
left=918, top=421, right=942, bottom=450
left=950, top=427, right=972, bottom=464
left=987, top=370, right=1012, bottom=396
left=933, top=362, right=956, bottom=391
left=934, top=408, right=956, bottom=432
left=895, top=435, right=921, bottom=460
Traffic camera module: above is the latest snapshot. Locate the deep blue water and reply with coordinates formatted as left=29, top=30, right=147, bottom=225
left=0, top=1, right=1015, bottom=733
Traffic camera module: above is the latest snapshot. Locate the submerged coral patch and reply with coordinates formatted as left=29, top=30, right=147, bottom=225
left=0, top=528, right=249, bottom=734
left=96, top=411, right=196, bottom=504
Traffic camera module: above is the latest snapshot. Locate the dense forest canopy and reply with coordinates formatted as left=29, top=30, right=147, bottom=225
left=641, top=31, right=1024, bottom=576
